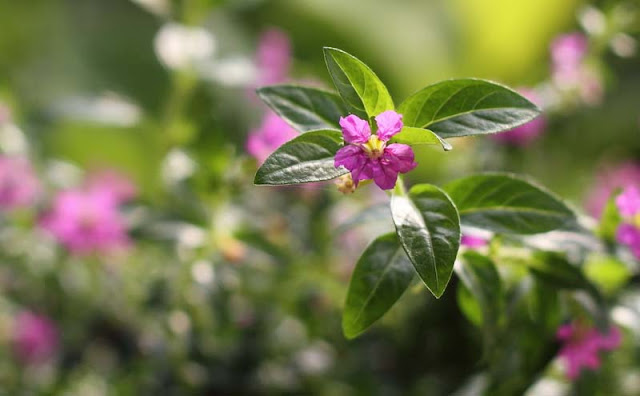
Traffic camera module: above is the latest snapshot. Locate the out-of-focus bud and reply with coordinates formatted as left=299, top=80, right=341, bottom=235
left=154, top=23, right=216, bottom=70
left=335, top=173, right=356, bottom=195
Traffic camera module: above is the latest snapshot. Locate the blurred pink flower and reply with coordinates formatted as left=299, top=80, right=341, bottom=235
left=491, top=89, right=545, bottom=146
left=246, top=111, right=298, bottom=164
left=615, top=186, right=640, bottom=259
left=86, top=169, right=137, bottom=204
left=334, top=111, right=417, bottom=190
left=461, top=235, right=488, bottom=249
left=0, top=156, right=40, bottom=210
left=551, top=33, right=588, bottom=72
left=585, top=161, right=640, bottom=218
left=255, top=28, right=291, bottom=87
left=556, top=322, right=621, bottom=380
left=40, top=188, right=130, bottom=255
left=12, top=311, right=59, bottom=365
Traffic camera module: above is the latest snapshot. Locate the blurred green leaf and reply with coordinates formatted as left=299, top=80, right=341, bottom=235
left=528, top=252, right=597, bottom=294
left=342, top=233, right=414, bottom=339
left=257, top=85, right=349, bottom=132
left=397, top=79, right=540, bottom=138
left=455, top=251, right=503, bottom=330
left=444, top=173, right=575, bottom=234
left=597, top=190, right=622, bottom=241
left=584, top=254, right=631, bottom=295
left=390, top=184, right=460, bottom=298
left=390, top=126, right=452, bottom=150
left=457, top=283, right=483, bottom=327
left=323, top=47, right=394, bottom=117
left=254, top=129, right=348, bottom=185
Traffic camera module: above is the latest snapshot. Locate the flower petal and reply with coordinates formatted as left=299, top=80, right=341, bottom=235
left=616, top=186, right=640, bottom=218
left=334, top=145, right=366, bottom=172
left=383, top=144, right=418, bottom=173
left=375, top=110, right=403, bottom=141
left=339, top=115, right=371, bottom=144
left=371, top=162, right=398, bottom=190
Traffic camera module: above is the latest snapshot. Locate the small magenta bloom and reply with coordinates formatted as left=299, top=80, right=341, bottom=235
left=461, top=235, right=488, bottom=249
left=334, top=111, right=417, bottom=190
left=491, top=89, right=545, bottom=146
left=615, top=186, right=640, bottom=259
left=585, top=161, right=640, bottom=218
left=556, top=322, right=621, bottom=380
left=246, top=111, right=298, bottom=164
left=86, top=169, right=138, bottom=204
left=12, top=311, right=59, bottom=365
left=551, top=33, right=588, bottom=71
left=255, top=28, right=291, bottom=87
left=0, top=156, right=40, bottom=210
left=40, top=188, right=130, bottom=255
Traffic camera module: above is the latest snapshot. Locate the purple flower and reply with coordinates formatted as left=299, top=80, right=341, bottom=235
left=40, top=188, right=130, bottom=255
left=0, top=156, right=40, bottom=210
left=334, top=111, right=417, bottom=190
left=491, top=89, right=546, bottom=146
left=246, top=111, right=298, bottom=164
left=86, top=169, right=138, bottom=204
left=255, top=28, right=291, bottom=87
left=614, top=186, right=640, bottom=259
left=12, top=311, right=59, bottom=365
left=616, top=186, right=640, bottom=218
left=461, top=235, right=488, bottom=249
left=585, top=161, right=640, bottom=218
left=556, top=322, right=621, bottom=380
left=551, top=33, right=588, bottom=72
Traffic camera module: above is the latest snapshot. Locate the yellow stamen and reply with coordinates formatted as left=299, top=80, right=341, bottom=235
left=361, top=135, right=385, bottom=159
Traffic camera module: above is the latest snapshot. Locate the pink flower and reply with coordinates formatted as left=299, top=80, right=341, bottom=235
left=86, top=169, right=137, bottom=204
left=255, top=28, right=291, bottom=87
left=615, top=186, right=640, bottom=259
left=461, top=235, right=488, bottom=249
left=0, top=156, right=40, bottom=210
left=246, top=111, right=298, bottom=164
left=491, top=89, right=545, bottom=146
left=556, top=322, right=621, bottom=380
left=334, top=111, right=417, bottom=190
left=585, top=161, right=640, bottom=218
left=40, top=188, right=130, bottom=255
left=551, top=33, right=588, bottom=72
left=12, top=311, right=59, bottom=365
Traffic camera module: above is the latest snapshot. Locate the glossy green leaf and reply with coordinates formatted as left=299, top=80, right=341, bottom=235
left=256, top=85, right=349, bottom=132
left=390, top=127, right=452, bottom=151
left=342, top=233, right=415, bottom=339
left=390, top=184, right=460, bottom=298
left=455, top=251, right=503, bottom=330
left=254, top=129, right=347, bottom=185
left=398, top=79, right=540, bottom=138
left=444, top=173, right=575, bottom=234
left=323, top=47, right=394, bottom=118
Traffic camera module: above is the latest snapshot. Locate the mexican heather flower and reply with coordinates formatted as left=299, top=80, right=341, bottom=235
left=246, top=111, right=298, bottom=164
left=86, top=169, right=137, bottom=204
left=0, top=156, right=40, bottom=210
left=334, top=111, right=417, bottom=190
left=12, top=311, right=59, bottom=365
left=556, top=322, right=621, bottom=380
left=256, top=28, right=291, bottom=87
left=40, top=187, right=130, bottom=255
left=491, top=89, right=545, bottom=146
left=615, top=186, right=640, bottom=259
left=585, top=161, right=640, bottom=218
left=461, top=235, right=488, bottom=249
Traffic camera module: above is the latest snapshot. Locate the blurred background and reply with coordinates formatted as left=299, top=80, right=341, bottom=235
left=0, top=0, right=639, bottom=394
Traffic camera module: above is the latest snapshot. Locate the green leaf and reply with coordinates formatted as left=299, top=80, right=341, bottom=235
left=390, top=184, right=460, bottom=298
left=528, top=252, right=594, bottom=291
left=342, top=233, right=414, bottom=339
left=390, top=127, right=453, bottom=151
left=254, top=129, right=347, bottom=185
left=398, top=79, right=540, bottom=138
left=455, top=251, right=503, bottom=330
left=597, top=189, right=622, bottom=241
left=444, top=173, right=575, bottom=234
left=323, top=47, right=394, bottom=118
left=584, top=254, right=631, bottom=295
left=256, top=85, right=349, bottom=132
left=457, top=283, right=483, bottom=327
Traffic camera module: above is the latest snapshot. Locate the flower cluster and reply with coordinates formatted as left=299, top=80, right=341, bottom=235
left=334, top=111, right=417, bottom=190
left=12, top=311, right=59, bottom=365
left=615, top=186, right=640, bottom=259
left=556, top=322, right=621, bottom=380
